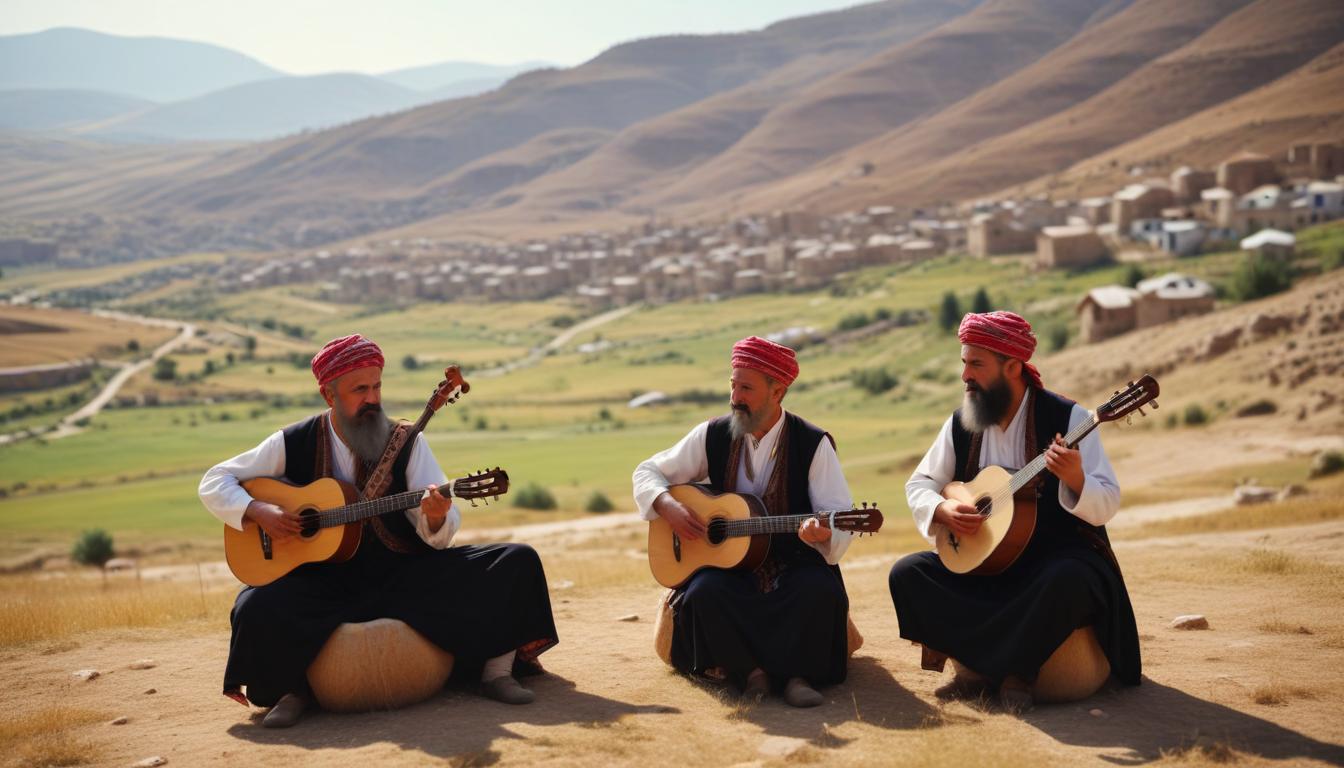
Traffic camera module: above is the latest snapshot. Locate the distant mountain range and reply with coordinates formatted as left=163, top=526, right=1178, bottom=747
left=0, top=28, right=550, bottom=141
left=1, top=0, right=1342, bottom=254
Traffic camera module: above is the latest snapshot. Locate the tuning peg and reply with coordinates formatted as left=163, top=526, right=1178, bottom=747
left=1137, top=406, right=1146, bottom=417
left=1151, top=400, right=1159, bottom=410
left=470, top=498, right=478, bottom=507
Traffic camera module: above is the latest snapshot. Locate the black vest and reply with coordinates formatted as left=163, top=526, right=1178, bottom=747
left=704, top=411, right=832, bottom=570
left=281, top=414, right=424, bottom=553
left=950, top=388, right=1115, bottom=567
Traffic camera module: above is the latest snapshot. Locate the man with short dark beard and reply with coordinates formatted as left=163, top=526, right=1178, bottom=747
left=887, top=311, right=1140, bottom=712
left=632, top=336, right=855, bottom=708
left=199, top=334, right=557, bottom=727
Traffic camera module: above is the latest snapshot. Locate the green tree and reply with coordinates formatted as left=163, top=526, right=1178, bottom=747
left=1122, top=263, right=1146, bottom=288
left=971, top=287, right=992, bottom=315
left=126, top=339, right=140, bottom=353
left=1229, top=254, right=1293, bottom=301
left=938, top=291, right=962, bottom=333
left=514, top=483, right=557, bottom=510
left=402, top=354, right=420, bottom=370
left=72, top=529, right=114, bottom=567
left=152, top=357, right=177, bottom=381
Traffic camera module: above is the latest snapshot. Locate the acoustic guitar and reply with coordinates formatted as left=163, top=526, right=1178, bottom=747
left=223, top=366, right=508, bottom=586
left=935, top=374, right=1160, bottom=575
left=648, top=484, right=883, bottom=589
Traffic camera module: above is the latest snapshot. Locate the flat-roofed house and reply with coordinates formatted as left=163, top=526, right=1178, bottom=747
left=1158, top=220, right=1207, bottom=256
left=1112, top=183, right=1175, bottom=232
left=1240, top=228, right=1296, bottom=259
left=1038, top=225, right=1108, bottom=269
left=1135, top=272, right=1215, bottom=328
left=968, top=210, right=1035, bottom=257
left=1171, top=166, right=1216, bottom=202
left=1077, top=285, right=1140, bottom=343
left=1218, top=152, right=1278, bottom=195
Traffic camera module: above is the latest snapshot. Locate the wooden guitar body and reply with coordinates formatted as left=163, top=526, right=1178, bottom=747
left=647, top=485, right=770, bottom=589
left=934, top=465, right=1037, bottom=575
left=224, top=476, right=362, bottom=587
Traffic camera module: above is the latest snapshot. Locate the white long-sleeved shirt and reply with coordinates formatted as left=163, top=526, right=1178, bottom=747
left=632, top=411, right=854, bottom=564
left=905, top=390, right=1121, bottom=546
left=198, top=414, right=460, bottom=548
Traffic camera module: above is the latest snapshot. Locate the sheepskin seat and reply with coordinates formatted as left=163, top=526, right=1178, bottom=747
left=307, top=619, right=455, bottom=713
left=949, top=625, right=1110, bottom=704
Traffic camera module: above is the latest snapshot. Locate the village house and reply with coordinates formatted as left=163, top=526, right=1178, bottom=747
left=1217, top=152, right=1278, bottom=195
left=1037, top=225, right=1108, bottom=269
left=1171, top=166, right=1216, bottom=203
left=1077, top=285, right=1140, bottom=344
left=968, top=210, right=1036, bottom=257
left=1112, top=183, right=1175, bottom=233
left=1240, top=228, right=1296, bottom=259
left=1076, top=273, right=1214, bottom=343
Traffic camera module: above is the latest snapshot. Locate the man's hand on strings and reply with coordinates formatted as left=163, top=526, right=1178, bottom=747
left=421, top=484, right=451, bottom=532
left=798, top=516, right=832, bottom=544
left=934, top=499, right=983, bottom=536
left=246, top=499, right=301, bottom=541
left=653, top=492, right=707, bottom=541
left=1044, top=433, right=1085, bottom=496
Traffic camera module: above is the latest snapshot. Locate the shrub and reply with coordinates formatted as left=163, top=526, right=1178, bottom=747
left=836, top=312, right=871, bottom=332
left=585, top=491, right=615, bottom=513
left=152, top=357, right=177, bottom=381
left=514, top=483, right=557, bottom=510
left=402, top=354, right=420, bottom=370
left=851, top=367, right=899, bottom=395
left=71, top=529, right=114, bottom=567
left=1234, top=399, right=1277, bottom=417
left=1310, top=450, right=1344, bottom=479
left=971, top=287, right=992, bottom=314
left=1122, top=264, right=1146, bottom=288
left=1047, top=322, right=1069, bottom=352
left=1182, top=403, right=1209, bottom=426
left=1228, top=254, right=1293, bottom=301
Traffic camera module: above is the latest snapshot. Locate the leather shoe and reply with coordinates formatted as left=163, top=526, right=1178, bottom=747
left=261, top=693, right=308, bottom=728
left=482, top=675, right=535, bottom=705
left=783, top=677, right=824, bottom=708
left=742, top=669, right=769, bottom=703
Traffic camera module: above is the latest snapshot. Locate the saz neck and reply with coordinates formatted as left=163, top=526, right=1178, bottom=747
left=1007, top=412, right=1100, bottom=495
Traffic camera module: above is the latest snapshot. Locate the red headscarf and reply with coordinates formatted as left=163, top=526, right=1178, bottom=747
left=731, top=336, right=799, bottom=386
left=957, top=311, right=1043, bottom=389
left=310, top=334, right=384, bottom=387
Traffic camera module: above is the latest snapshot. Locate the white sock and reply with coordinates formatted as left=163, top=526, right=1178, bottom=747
left=481, top=650, right=516, bottom=682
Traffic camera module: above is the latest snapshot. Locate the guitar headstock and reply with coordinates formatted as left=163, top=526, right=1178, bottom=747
left=824, top=503, right=884, bottom=535
left=450, top=467, right=509, bottom=505
left=1097, top=374, right=1160, bottom=424
left=428, top=365, right=471, bottom=412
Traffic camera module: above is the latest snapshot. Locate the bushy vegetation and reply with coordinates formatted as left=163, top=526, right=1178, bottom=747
left=585, top=491, right=615, bottom=513
left=152, top=357, right=177, bottom=381
left=514, top=483, right=557, bottom=510
left=1310, top=450, right=1344, bottom=479
left=938, top=291, right=961, bottom=333
left=971, top=287, right=993, bottom=314
left=1183, top=403, right=1209, bottom=426
left=851, top=367, right=899, bottom=395
left=1228, top=254, right=1293, bottom=301
left=71, top=529, right=114, bottom=567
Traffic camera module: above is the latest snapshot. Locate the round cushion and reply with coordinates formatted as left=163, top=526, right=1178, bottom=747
left=1032, top=626, right=1111, bottom=704
left=307, top=619, right=454, bottom=713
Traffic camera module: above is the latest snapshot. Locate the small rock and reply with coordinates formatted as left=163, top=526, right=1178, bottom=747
left=110, top=716, right=129, bottom=725
left=73, top=669, right=100, bottom=681
left=128, top=659, right=157, bottom=670
left=1171, top=614, right=1210, bottom=630
left=1089, top=708, right=1105, bottom=718
left=758, top=736, right=807, bottom=759
left=551, top=579, right=574, bottom=590
left=617, top=614, right=639, bottom=622
left=143, top=688, right=157, bottom=695
left=132, top=758, right=167, bottom=768
left=1233, top=485, right=1276, bottom=506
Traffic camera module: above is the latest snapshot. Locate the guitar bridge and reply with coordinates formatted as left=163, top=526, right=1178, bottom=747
left=947, top=531, right=960, bottom=553
left=259, top=528, right=273, bottom=560
left=672, top=532, right=682, bottom=562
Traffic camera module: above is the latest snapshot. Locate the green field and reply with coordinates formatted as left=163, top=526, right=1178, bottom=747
left=3, top=225, right=1340, bottom=559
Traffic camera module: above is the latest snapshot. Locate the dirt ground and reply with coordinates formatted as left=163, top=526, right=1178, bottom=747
left=4, top=420, right=1344, bottom=767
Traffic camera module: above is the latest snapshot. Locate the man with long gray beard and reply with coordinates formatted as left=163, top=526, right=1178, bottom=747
left=632, top=336, right=855, bottom=707
left=200, top=334, right=557, bottom=727
left=887, top=311, right=1139, bottom=712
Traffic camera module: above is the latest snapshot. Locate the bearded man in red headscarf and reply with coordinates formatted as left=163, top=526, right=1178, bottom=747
left=632, top=336, right=856, bottom=708
left=888, top=311, right=1140, bottom=712
left=199, top=334, right=557, bottom=727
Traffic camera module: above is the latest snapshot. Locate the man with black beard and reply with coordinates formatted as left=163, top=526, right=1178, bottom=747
left=632, top=336, right=855, bottom=707
left=200, top=334, right=557, bottom=727
left=887, top=311, right=1139, bottom=712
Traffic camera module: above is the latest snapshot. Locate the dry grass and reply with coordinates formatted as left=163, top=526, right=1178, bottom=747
left=1256, top=619, right=1313, bottom=635
left=1251, top=682, right=1316, bottom=706
left=1155, top=737, right=1245, bottom=764
left=0, top=706, right=106, bottom=768
left=0, top=573, right=232, bottom=648
left=1115, top=478, right=1344, bottom=541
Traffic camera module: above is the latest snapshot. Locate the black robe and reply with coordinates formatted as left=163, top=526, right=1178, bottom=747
left=887, top=389, right=1141, bottom=686
left=668, top=412, right=850, bottom=691
left=223, top=415, right=558, bottom=707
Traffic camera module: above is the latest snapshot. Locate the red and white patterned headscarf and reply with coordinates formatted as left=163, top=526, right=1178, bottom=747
left=310, top=334, right=384, bottom=387
left=958, top=311, right=1043, bottom=389
left=731, top=336, right=799, bottom=386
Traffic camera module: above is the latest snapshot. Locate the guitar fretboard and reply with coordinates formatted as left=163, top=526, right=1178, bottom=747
left=314, top=489, right=426, bottom=528
left=1007, top=412, right=1099, bottom=495
left=717, top=512, right=842, bottom=538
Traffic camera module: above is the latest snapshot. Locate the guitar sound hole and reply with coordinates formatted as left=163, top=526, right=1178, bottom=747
left=706, top=519, right=726, bottom=545
left=975, top=497, right=992, bottom=517
left=298, top=508, right=320, bottom=538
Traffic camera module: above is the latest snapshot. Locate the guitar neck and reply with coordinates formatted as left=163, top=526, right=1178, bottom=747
left=718, top=512, right=832, bottom=538
left=1007, top=412, right=1099, bottom=494
left=315, top=488, right=427, bottom=529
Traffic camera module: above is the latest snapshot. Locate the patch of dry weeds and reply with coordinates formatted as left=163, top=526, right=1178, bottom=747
left=0, top=706, right=107, bottom=768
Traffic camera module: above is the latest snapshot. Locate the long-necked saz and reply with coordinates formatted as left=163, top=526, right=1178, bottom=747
left=221, top=367, right=558, bottom=706
left=889, top=378, right=1155, bottom=687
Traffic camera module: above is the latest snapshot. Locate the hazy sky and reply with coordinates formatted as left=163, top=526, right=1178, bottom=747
left=1, top=0, right=867, bottom=73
